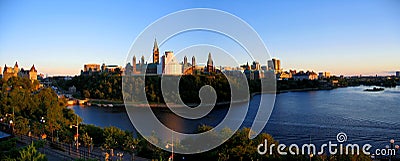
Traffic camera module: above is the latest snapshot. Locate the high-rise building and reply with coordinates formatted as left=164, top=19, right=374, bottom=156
left=272, top=58, right=281, bottom=71
left=153, top=39, right=159, bottom=64
left=267, top=60, right=274, bottom=70
left=396, top=71, right=400, bottom=77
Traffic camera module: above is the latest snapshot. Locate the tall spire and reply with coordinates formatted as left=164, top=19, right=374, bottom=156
left=207, top=52, right=213, bottom=66
left=14, top=61, right=18, bottom=68
left=153, top=38, right=159, bottom=64
left=153, top=38, right=158, bottom=50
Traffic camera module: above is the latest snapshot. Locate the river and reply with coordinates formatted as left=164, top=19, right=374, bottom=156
left=69, top=86, right=400, bottom=149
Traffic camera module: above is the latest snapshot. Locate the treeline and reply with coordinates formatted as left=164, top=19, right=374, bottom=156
left=55, top=73, right=398, bottom=103
left=343, top=77, right=398, bottom=87
left=62, top=73, right=249, bottom=104
left=60, top=72, right=123, bottom=100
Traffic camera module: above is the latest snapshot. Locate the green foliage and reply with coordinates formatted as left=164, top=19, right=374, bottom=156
left=63, top=73, right=122, bottom=100
left=14, top=116, right=30, bottom=136
left=102, top=126, right=126, bottom=150
left=18, top=143, right=47, bottom=161
left=0, top=140, right=47, bottom=161
left=0, top=77, right=81, bottom=144
left=81, top=124, right=104, bottom=146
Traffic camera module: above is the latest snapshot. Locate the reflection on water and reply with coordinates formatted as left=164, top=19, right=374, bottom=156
left=70, top=86, right=400, bottom=149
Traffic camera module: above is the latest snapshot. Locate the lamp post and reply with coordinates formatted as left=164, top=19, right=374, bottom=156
left=117, top=152, right=124, bottom=161
left=0, top=117, right=3, bottom=131
left=9, top=120, right=13, bottom=134
left=89, top=137, right=92, bottom=154
left=389, top=139, right=399, bottom=161
left=40, top=117, right=46, bottom=139
left=165, top=132, right=174, bottom=161
left=70, top=117, right=79, bottom=152
left=131, top=145, right=135, bottom=161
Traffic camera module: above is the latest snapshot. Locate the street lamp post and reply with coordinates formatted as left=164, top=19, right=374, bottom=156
left=40, top=117, right=46, bottom=139
left=9, top=120, right=13, bottom=135
left=117, top=152, right=124, bottom=161
left=165, top=132, right=174, bottom=161
left=70, top=117, right=79, bottom=152
left=389, top=139, right=399, bottom=161
left=131, top=145, right=135, bottom=161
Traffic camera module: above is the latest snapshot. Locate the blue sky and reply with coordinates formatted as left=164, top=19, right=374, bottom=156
left=0, top=0, right=399, bottom=76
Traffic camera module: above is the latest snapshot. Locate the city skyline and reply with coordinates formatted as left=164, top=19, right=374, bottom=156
left=1, top=0, right=399, bottom=76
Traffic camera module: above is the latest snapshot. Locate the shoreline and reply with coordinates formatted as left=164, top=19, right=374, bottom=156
left=83, top=87, right=334, bottom=108
left=83, top=85, right=397, bottom=108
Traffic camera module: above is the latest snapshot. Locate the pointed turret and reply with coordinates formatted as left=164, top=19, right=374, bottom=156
left=30, top=64, right=37, bottom=72
left=141, top=55, right=145, bottom=65
left=14, top=61, right=18, bottom=68
left=192, top=56, right=196, bottom=67
left=183, top=56, right=188, bottom=65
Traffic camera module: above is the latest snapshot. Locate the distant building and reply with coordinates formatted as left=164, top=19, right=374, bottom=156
left=3, top=62, right=19, bottom=80
left=318, top=72, right=331, bottom=79
left=267, top=60, right=274, bottom=70
left=183, top=56, right=199, bottom=75
left=272, top=58, right=281, bottom=72
left=278, top=71, right=292, bottom=80
left=244, top=69, right=264, bottom=80
left=396, top=71, right=400, bottom=77
left=251, top=61, right=261, bottom=70
left=3, top=62, right=37, bottom=81
left=101, top=63, right=122, bottom=73
left=19, top=65, right=38, bottom=81
left=69, top=85, right=77, bottom=94
left=84, top=64, right=101, bottom=72
left=158, top=51, right=182, bottom=75
left=81, top=63, right=122, bottom=76
left=293, top=71, right=318, bottom=80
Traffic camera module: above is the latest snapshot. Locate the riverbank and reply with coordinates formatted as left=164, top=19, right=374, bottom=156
left=84, top=87, right=335, bottom=108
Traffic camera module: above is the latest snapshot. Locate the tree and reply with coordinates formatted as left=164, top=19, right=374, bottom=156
left=102, top=126, right=125, bottom=151
left=83, top=90, right=90, bottom=98
left=14, top=116, right=30, bottom=136
left=123, top=132, right=139, bottom=161
left=82, top=132, right=93, bottom=153
left=18, top=143, right=47, bottom=161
